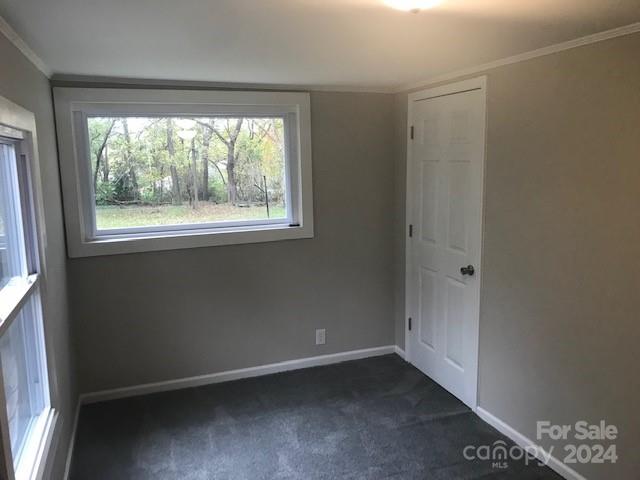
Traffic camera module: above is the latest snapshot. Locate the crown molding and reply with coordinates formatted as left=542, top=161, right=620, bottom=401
left=1, top=11, right=638, bottom=94
left=49, top=74, right=396, bottom=94
left=0, top=15, right=50, bottom=78
left=394, top=21, right=640, bottom=93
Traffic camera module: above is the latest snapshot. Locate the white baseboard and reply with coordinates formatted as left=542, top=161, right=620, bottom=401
left=476, top=407, right=588, bottom=480
left=394, top=345, right=406, bottom=359
left=62, top=400, right=81, bottom=480
left=81, top=345, right=398, bottom=405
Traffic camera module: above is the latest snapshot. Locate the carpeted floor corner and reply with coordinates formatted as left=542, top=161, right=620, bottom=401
left=70, top=355, right=562, bottom=479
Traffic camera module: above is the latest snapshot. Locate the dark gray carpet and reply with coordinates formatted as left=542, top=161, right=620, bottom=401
left=70, top=355, right=562, bottom=479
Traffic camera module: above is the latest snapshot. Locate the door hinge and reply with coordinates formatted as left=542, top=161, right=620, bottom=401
left=409, top=224, right=413, bottom=237
left=410, top=126, right=414, bottom=140
left=408, top=317, right=412, bottom=331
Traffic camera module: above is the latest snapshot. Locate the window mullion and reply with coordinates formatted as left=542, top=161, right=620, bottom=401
left=0, top=275, right=39, bottom=338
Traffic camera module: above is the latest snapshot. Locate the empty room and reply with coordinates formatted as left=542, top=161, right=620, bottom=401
left=0, top=0, right=638, bottom=479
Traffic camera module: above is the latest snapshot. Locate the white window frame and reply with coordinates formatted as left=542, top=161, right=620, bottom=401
left=53, top=88, right=314, bottom=257
left=0, top=96, right=57, bottom=480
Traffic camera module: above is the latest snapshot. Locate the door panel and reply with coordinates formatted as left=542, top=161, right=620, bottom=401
left=447, top=162, right=469, bottom=253
left=419, top=268, right=437, bottom=349
left=420, top=161, right=438, bottom=244
left=445, top=276, right=466, bottom=369
left=407, top=79, right=485, bottom=408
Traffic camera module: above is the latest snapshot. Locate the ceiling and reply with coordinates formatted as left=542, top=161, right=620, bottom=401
left=1, top=0, right=639, bottom=91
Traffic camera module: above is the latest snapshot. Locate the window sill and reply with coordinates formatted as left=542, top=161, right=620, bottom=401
left=69, top=222, right=313, bottom=257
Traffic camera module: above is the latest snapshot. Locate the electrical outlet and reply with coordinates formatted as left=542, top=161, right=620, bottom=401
left=315, top=329, right=326, bottom=345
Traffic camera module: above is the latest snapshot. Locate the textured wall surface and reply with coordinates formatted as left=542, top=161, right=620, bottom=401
left=68, top=91, right=397, bottom=393
left=8, top=23, right=638, bottom=480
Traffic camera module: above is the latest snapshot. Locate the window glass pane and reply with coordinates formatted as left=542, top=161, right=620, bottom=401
left=0, top=291, right=49, bottom=467
left=0, top=143, right=27, bottom=287
left=87, top=117, right=288, bottom=231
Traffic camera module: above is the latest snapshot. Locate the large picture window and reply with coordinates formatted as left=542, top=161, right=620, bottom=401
left=88, top=116, right=288, bottom=232
left=53, top=89, right=313, bottom=257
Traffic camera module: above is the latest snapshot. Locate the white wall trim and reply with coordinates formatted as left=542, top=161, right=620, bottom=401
left=62, top=402, right=80, bottom=480
left=395, top=21, right=640, bottom=93
left=31, top=410, right=58, bottom=480
left=53, top=87, right=314, bottom=258
left=50, top=75, right=395, bottom=94
left=394, top=345, right=406, bottom=359
left=80, top=345, right=399, bottom=405
left=476, top=407, right=588, bottom=480
left=0, top=15, right=50, bottom=78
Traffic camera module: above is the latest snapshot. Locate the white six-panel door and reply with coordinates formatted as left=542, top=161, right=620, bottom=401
left=406, top=77, right=486, bottom=409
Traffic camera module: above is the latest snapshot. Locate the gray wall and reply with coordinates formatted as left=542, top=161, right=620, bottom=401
left=68, top=91, right=396, bottom=393
left=0, top=33, right=76, bottom=479
left=25, top=25, right=638, bottom=480
left=394, top=33, right=640, bottom=479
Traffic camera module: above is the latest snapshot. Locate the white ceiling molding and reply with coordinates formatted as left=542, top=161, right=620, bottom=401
left=1, top=11, right=639, bottom=94
left=49, top=74, right=396, bottom=94
left=0, top=15, right=50, bottom=78
left=394, top=21, right=640, bottom=93
left=42, top=20, right=640, bottom=95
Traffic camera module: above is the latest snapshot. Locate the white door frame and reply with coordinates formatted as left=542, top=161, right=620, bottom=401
left=404, top=76, right=487, bottom=410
